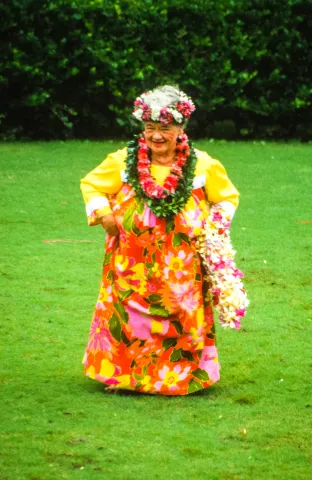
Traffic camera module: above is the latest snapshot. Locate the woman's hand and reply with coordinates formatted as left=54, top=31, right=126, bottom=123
left=99, top=214, right=119, bottom=236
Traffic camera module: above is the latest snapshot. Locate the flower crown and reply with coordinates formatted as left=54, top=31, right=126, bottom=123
left=132, top=90, right=195, bottom=125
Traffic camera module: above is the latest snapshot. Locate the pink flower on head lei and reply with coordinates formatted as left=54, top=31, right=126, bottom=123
left=133, top=88, right=196, bottom=124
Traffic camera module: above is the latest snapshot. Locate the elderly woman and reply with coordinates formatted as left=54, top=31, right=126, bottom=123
left=80, top=85, right=240, bottom=395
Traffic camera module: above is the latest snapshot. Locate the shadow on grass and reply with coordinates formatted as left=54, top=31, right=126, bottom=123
left=82, top=376, right=231, bottom=400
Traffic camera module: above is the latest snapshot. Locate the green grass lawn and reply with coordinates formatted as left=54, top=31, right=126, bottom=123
left=1, top=139, right=311, bottom=480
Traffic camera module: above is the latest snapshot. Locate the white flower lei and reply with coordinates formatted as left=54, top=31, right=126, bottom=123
left=196, top=204, right=249, bottom=329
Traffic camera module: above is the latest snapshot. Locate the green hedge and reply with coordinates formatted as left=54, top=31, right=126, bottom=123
left=1, top=0, right=312, bottom=139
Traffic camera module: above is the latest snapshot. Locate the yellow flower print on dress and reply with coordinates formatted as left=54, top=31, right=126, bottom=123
left=141, top=375, right=154, bottom=392
left=151, top=262, right=161, bottom=278
left=115, top=254, right=146, bottom=293
left=99, top=358, right=115, bottom=378
left=114, top=374, right=132, bottom=389
left=151, top=319, right=169, bottom=335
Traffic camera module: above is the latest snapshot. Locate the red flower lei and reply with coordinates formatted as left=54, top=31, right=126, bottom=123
left=137, top=133, right=190, bottom=199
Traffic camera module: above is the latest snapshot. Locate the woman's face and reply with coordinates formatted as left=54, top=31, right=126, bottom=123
left=143, top=122, right=183, bottom=157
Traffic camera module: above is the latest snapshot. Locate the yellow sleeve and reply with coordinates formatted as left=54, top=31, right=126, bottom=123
left=80, top=147, right=127, bottom=226
left=195, top=150, right=239, bottom=216
left=206, top=159, right=239, bottom=208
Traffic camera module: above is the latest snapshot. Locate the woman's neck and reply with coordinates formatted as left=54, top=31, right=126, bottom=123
left=151, top=152, right=175, bottom=166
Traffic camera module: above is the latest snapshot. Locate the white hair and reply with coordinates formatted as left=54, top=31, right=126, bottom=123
left=144, top=85, right=181, bottom=110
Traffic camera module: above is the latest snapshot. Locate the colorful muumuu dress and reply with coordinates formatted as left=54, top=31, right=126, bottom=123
left=80, top=147, right=239, bottom=395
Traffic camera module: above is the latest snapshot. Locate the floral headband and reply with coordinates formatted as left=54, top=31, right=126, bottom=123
left=132, top=90, right=195, bottom=125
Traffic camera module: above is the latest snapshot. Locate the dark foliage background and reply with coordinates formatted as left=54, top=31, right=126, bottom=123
left=1, top=0, right=311, bottom=140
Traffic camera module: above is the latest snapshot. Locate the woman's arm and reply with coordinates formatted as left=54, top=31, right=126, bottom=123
left=204, top=157, right=240, bottom=219
left=80, top=148, right=127, bottom=231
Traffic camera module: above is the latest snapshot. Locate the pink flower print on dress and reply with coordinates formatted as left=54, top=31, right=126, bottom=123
left=164, top=250, right=193, bottom=280
left=161, top=280, right=200, bottom=315
left=170, top=281, right=200, bottom=314
left=154, top=364, right=192, bottom=392
left=126, top=306, right=152, bottom=340
left=181, top=207, right=203, bottom=234
left=142, top=205, right=157, bottom=227
left=88, top=317, right=114, bottom=352
left=199, top=346, right=220, bottom=382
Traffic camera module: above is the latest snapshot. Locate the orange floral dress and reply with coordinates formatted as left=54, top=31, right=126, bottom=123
left=81, top=148, right=239, bottom=395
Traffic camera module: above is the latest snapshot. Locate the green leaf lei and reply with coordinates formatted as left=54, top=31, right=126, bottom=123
left=125, top=137, right=198, bottom=218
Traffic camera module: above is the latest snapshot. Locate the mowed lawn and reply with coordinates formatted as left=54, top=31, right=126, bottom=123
left=1, top=139, right=311, bottom=480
